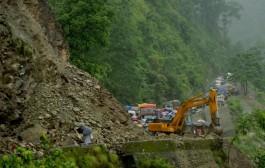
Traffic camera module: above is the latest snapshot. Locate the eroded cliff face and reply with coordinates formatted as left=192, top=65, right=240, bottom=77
left=0, top=0, right=69, bottom=126
left=0, top=0, right=150, bottom=150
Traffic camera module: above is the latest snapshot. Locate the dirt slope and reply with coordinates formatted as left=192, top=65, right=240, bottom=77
left=0, top=0, right=151, bottom=151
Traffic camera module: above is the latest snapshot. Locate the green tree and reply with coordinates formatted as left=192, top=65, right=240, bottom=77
left=47, top=0, right=114, bottom=79
left=193, top=0, right=241, bottom=36
left=232, top=110, right=265, bottom=167
left=228, top=47, right=265, bottom=95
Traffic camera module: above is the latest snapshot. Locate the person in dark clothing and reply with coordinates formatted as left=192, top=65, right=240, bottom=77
left=77, top=125, right=93, bottom=145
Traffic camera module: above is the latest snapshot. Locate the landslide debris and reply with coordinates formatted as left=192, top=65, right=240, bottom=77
left=0, top=0, right=151, bottom=152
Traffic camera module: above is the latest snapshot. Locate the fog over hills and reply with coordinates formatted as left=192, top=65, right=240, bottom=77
left=228, top=0, right=265, bottom=49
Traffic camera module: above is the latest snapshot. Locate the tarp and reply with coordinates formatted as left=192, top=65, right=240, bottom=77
left=138, top=103, right=156, bottom=108
left=124, top=105, right=132, bottom=110
left=217, top=88, right=227, bottom=94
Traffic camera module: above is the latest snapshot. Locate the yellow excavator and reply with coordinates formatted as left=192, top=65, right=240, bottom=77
left=148, top=89, right=223, bottom=135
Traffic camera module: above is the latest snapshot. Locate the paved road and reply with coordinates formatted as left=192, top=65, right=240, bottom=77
left=219, top=104, right=235, bottom=137
left=189, top=104, right=235, bottom=137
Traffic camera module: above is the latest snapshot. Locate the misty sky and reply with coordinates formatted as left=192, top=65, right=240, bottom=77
left=228, top=0, right=265, bottom=49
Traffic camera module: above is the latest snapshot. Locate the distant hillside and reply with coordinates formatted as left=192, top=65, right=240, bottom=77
left=48, top=0, right=242, bottom=105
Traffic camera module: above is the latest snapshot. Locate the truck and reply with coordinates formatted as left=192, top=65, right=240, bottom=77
left=148, top=89, right=223, bottom=135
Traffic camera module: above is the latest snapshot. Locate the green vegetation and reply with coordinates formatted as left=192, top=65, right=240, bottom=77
left=0, top=145, right=120, bottom=168
left=137, top=157, right=174, bottom=168
left=232, top=110, right=265, bottom=167
left=40, top=131, right=52, bottom=150
left=228, top=47, right=265, bottom=95
left=228, top=97, right=265, bottom=166
left=228, top=45, right=265, bottom=106
left=256, top=90, right=265, bottom=105
left=227, top=97, right=243, bottom=118
left=227, top=96, right=265, bottom=167
left=254, top=149, right=265, bottom=168
left=46, top=0, right=242, bottom=104
left=0, top=134, right=120, bottom=168
left=212, top=149, right=227, bottom=166
left=47, top=0, right=114, bottom=80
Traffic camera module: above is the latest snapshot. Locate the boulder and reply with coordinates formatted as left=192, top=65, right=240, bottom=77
left=20, top=125, right=47, bottom=144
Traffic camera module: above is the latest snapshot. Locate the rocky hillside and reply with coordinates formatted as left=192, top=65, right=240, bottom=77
left=0, top=0, right=150, bottom=151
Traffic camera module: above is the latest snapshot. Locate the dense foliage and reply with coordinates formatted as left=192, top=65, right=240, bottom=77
left=47, top=0, right=241, bottom=105
left=228, top=47, right=265, bottom=95
left=47, top=0, right=114, bottom=79
left=232, top=108, right=265, bottom=168
left=0, top=143, right=120, bottom=168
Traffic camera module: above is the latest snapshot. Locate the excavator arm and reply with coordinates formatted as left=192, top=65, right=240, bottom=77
left=148, top=89, right=222, bottom=135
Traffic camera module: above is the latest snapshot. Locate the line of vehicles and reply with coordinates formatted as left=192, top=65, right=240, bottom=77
left=126, top=89, right=223, bottom=137
left=127, top=75, right=239, bottom=137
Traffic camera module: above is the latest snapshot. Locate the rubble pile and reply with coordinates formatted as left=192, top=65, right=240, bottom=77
left=0, top=0, right=151, bottom=154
